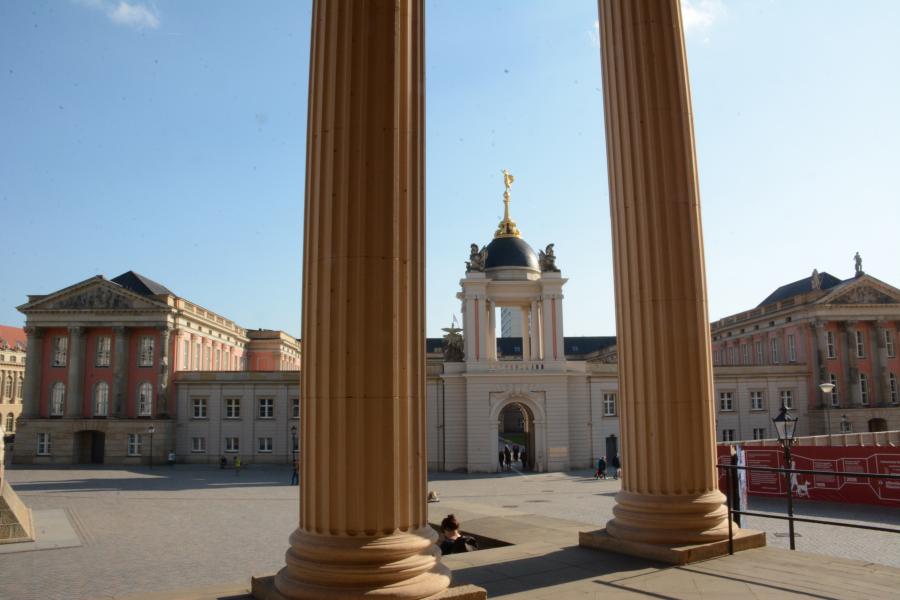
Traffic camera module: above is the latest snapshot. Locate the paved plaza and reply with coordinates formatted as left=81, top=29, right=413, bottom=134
left=0, top=465, right=898, bottom=599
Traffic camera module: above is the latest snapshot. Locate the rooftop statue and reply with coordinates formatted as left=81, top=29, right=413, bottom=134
left=811, top=269, right=822, bottom=290
left=441, top=323, right=464, bottom=362
left=539, top=243, right=559, bottom=272
left=466, top=243, right=488, bottom=272
left=854, top=252, right=864, bottom=277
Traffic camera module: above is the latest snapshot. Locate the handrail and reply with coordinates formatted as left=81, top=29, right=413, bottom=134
left=717, top=462, right=900, bottom=555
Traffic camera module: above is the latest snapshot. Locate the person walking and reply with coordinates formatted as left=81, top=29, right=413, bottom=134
left=503, top=445, right=512, bottom=472
left=498, top=449, right=505, bottom=472
left=234, top=455, right=242, bottom=476
left=512, top=444, right=519, bottom=463
left=611, top=454, right=621, bottom=479
left=595, top=456, right=607, bottom=479
left=520, top=449, right=527, bottom=470
left=290, top=457, right=299, bottom=486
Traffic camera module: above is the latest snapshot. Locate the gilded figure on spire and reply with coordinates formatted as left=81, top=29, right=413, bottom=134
left=495, top=169, right=521, bottom=238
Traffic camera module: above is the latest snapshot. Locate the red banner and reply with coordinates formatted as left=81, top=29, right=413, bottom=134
left=718, top=444, right=900, bottom=507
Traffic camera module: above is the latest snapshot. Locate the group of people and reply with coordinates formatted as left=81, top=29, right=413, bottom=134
left=594, top=454, right=621, bottom=479
left=498, top=444, right=527, bottom=471
left=219, top=455, right=242, bottom=474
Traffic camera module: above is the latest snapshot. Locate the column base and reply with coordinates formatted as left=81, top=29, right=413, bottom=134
left=579, top=528, right=766, bottom=565
left=271, top=526, right=452, bottom=599
left=253, top=577, right=485, bottom=600
left=606, top=490, right=732, bottom=544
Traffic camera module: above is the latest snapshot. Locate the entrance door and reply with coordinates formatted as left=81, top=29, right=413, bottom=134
left=75, top=430, right=106, bottom=464
left=605, top=435, right=618, bottom=476
left=90, top=431, right=105, bottom=464
left=498, top=402, right=535, bottom=472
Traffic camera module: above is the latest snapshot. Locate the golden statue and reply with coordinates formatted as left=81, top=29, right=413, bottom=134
left=495, top=169, right=521, bottom=238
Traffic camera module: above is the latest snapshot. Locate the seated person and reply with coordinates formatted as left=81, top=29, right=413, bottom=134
left=438, top=514, right=478, bottom=555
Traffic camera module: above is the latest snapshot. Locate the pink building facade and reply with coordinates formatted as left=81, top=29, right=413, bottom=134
left=13, top=271, right=301, bottom=465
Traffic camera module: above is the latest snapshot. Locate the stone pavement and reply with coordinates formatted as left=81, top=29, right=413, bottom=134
left=0, top=466, right=898, bottom=600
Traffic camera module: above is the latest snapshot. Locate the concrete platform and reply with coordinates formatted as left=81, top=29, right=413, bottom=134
left=578, top=527, right=767, bottom=564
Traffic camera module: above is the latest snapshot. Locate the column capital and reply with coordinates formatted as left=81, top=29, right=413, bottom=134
left=112, top=325, right=128, bottom=335
left=23, top=325, right=43, bottom=338
left=68, top=325, right=85, bottom=337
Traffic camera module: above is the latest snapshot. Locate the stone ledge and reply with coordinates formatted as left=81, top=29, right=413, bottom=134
left=251, top=576, right=486, bottom=600
left=578, top=528, right=766, bottom=565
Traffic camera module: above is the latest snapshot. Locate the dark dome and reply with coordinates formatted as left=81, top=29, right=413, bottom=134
left=484, top=236, right=539, bottom=271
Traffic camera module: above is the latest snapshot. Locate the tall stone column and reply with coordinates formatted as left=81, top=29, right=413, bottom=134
left=66, top=326, right=86, bottom=418
left=158, top=326, right=171, bottom=416
left=273, top=1, right=448, bottom=598
left=112, top=326, right=129, bottom=417
left=520, top=306, right=531, bottom=360
left=22, top=327, right=43, bottom=418
left=529, top=300, right=540, bottom=360
left=874, top=321, right=889, bottom=405
left=598, top=0, right=730, bottom=543
left=843, top=322, right=857, bottom=405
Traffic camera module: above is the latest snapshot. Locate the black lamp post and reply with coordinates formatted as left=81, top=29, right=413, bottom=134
left=772, top=403, right=798, bottom=549
left=818, top=382, right=835, bottom=443
left=148, top=425, right=155, bottom=469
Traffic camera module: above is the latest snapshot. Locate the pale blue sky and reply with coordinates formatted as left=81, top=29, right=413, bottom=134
left=1, top=1, right=898, bottom=339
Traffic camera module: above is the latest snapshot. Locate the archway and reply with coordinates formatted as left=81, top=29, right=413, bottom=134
left=74, top=430, right=105, bottom=464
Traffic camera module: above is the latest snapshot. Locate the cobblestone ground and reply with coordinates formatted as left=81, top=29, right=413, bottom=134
left=1, top=466, right=898, bottom=600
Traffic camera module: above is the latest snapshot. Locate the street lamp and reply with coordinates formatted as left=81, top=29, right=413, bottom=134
left=818, top=382, right=835, bottom=442
left=147, top=425, right=155, bottom=469
left=772, top=403, right=798, bottom=549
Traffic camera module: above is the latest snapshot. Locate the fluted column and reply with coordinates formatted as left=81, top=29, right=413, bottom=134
left=22, top=326, right=43, bottom=418
left=520, top=306, right=531, bottom=360
left=599, top=0, right=729, bottom=543
left=273, top=1, right=448, bottom=598
left=66, top=326, right=86, bottom=418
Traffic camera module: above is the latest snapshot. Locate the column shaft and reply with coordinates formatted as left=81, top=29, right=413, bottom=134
left=158, top=326, right=171, bottom=415
left=66, top=326, right=86, bottom=418
left=274, top=1, right=448, bottom=598
left=22, top=327, right=43, bottom=419
left=599, top=0, right=729, bottom=543
left=112, top=327, right=129, bottom=417
left=520, top=306, right=531, bottom=360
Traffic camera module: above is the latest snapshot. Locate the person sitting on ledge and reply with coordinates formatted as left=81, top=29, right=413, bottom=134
left=438, top=514, right=478, bottom=555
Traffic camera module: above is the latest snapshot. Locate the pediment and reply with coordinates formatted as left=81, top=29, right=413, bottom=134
left=819, top=277, right=900, bottom=306
left=21, top=278, right=168, bottom=312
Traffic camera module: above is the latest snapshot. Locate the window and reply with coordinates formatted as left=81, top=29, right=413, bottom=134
left=138, top=336, right=155, bottom=367
left=94, top=382, right=109, bottom=417
left=3, top=376, right=11, bottom=398
left=182, top=340, right=189, bottom=370
left=50, top=382, right=65, bottom=416
left=830, top=374, right=839, bottom=407
left=771, top=339, right=780, bottom=364
left=52, top=336, right=68, bottom=366
left=755, top=341, right=764, bottom=365
left=780, top=390, right=793, bottom=409
left=886, top=330, right=896, bottom=358
left=713, top=350, right=719, bottom=366
left=193, top=343, right=200, bottom=370
left=722, top=429, right=736, bottom=442
left=258, top=437, right=273, bottom=453
left=855, top=330, right=865, bottom=358
left=95, top=335, right=111, bottom=367
left=750, top=391, right=764, bottom=411
left=127, top=433, right=143, bottom=456
left=224, top=437, right=240, bottom=453
left=292, top=398, right=300, bottom=419
left=826, top=331, right=836, bottom=359
left=225, top=398, right=241, bottom=419
left=742, top=344, right=749, bottom=365
left=859, top=373, right=869, bottom=405
left=5, top=412, right=14, bottom=432
left=787, top=335, right=796, bottom=362
left=16, top=377, right=23, bottom=398
left=719, top=392, right=734, bottom=412
left=602, top=393, right=616, bottom=416
left=258, top=398, right=274, bottom=419
left=137, top=382, right=153, bottom=416
left=37, top=432, right=51, bottom=455
left=890, top=373, right=898, bottom=404
left=192, top=398, right=208, bottom=419
left=752, top=427, right=767, bottom=440
left=191, top=437, right=206, bottom=453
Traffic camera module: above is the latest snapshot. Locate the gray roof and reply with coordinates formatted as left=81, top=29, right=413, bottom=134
left=111, top=271, right=174, bottom=297
left=757, top=271, right=843, bottom=307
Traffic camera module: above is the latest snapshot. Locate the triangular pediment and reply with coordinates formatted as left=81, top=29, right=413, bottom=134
left=817, top=275, right=900, bottom=306
left=19, top=277, right=169, bottom=313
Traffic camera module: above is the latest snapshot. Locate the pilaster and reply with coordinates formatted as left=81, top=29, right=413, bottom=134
left=158, top=326, right=171, bottom=415
left=22, top=326, right=43, bottom=419
left=598, top=0, right=730, bottom=544
left=112, top=326, right=129, bottom=417
left=66, top=326, right=86, bottom=418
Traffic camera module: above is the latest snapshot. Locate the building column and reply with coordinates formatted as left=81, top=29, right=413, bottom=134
left=529, top=300, right=540, bottom=360
left=66, top=326, right=86, bottom=418
left=599, top=0, right=730, bottom=543
left=272, top=1, right=449, bottom=598
left=875, top=321, right=890, bottom=405
left=158, top=326, right=171, bottom=416
left=487, top=300, right=497, bottom=360
left=520, top=305, right=531, bottom=360
left=843, top=322, right=857, bottom=405
left=22, top=327, right=43, bottom=418
left=112, top=326, right=129, bottom=417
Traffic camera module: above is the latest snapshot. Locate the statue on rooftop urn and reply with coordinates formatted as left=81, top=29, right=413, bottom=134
left=466, top=243, right=488, bottom=272
left=539, top=243, right=559, bottom=272
left=441, top=324, right=464, bottom=362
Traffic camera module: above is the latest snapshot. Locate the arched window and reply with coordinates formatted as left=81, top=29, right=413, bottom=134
left=94, top=381, right=109, bottom=417
left=5, top=413, right=13, bottom=432
left=137, top=382, right=153, bottom=416
left=50, top=382, right=66, bottom=416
